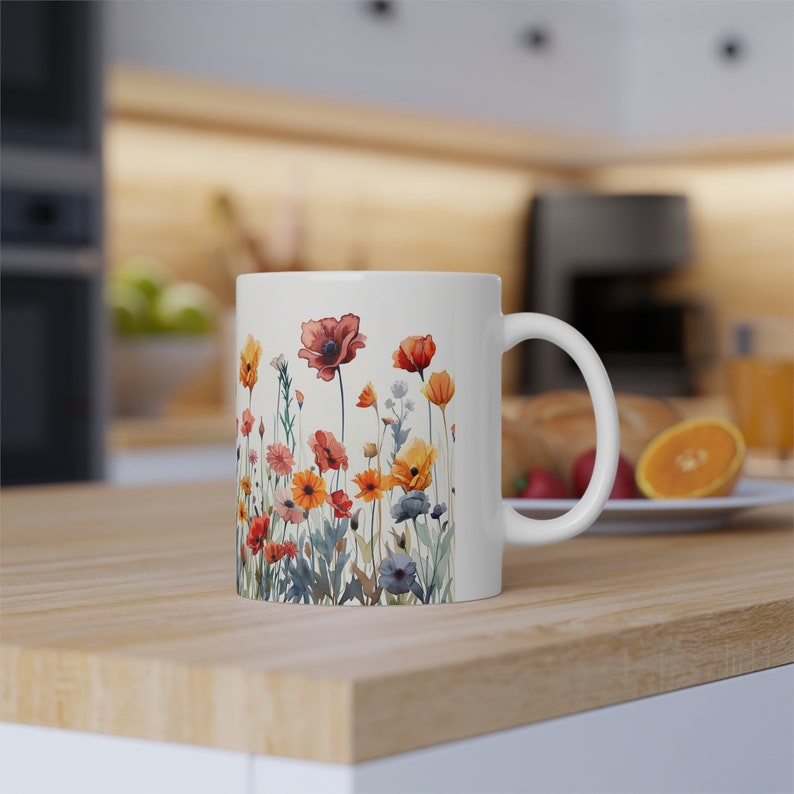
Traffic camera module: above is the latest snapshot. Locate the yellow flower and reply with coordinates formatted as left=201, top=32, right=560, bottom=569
left=239, top=334, right=263, bottom=392
left=291, top=469, right=327, bottom=511
left=240, top=476, right=252, bottom=495
left=421, top=370, right=455, bottom=409
left=389, top=438, right=438, bottom=492
left=237, top=498, right=248, bottom=524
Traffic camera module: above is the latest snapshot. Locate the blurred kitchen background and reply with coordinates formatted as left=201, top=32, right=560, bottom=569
left=1, top=0, right=792, bottom=485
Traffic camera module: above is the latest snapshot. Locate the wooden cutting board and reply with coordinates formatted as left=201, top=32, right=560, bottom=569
left=1, top=480, right=791, bottom=763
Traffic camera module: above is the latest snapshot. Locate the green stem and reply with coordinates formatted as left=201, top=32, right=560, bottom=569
left=338, top=366, right=346, bottom=442
left=370, top=500, right=376, bottom=577
left=428, top=399, right=440, bottom=507
left=442, top=407, right=453, bottom=525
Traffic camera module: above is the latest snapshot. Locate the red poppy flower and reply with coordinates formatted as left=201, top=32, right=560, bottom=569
left=327, top=489, right=353, bottom=518
left=393, top=334, right=436, bottom=377
left=240, top=408, right=255, bottom=437
left=298, top=314, right=367, bottom=382
left=282, top=540, right=299, bottom=559
left=308, top=429, right=348, bottom=473
left=264, top=540, right=285, bottom=564
left=246, top=515, right=269, bottom=554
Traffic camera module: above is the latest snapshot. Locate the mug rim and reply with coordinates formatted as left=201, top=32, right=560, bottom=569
left=237, top=270, right=502, bottom=284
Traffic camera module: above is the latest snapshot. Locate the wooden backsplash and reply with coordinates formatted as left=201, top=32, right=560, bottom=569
left=104, top=118, right=573, bottom=402
left=105, top=117, right=793, bottom=407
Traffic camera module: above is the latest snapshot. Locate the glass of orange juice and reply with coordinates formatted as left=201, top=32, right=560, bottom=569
left=726, top=317, right=794, bottom=457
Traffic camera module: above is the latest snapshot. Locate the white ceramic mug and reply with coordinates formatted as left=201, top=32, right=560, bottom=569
left=236, top=272, right=619, bottom=605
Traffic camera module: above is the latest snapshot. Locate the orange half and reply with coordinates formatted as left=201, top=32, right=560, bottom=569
left=636, top=417, right=746, bottom=499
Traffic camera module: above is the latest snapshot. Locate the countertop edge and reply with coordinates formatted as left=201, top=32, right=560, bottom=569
left=2, top=597, right=791, bottom=763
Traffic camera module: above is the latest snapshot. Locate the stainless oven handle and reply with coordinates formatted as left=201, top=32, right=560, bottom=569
left=0, top=246, right=101, bottom=277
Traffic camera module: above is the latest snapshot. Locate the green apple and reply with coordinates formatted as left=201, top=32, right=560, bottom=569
left=113, top=256, right=171, bottom=302
left=107, top=281, right=152, bottom=336
left=154, top=282, right=217, bottom=335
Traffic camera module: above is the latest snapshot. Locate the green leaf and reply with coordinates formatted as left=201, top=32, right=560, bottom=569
left=314, top=525, right=335, bottom=562
left=340, top=576, right=365, bottom=605
left=352, top=563, right=379, bottom=601
left=353, top=531, right=372, bottom=565
left=438, top=526, right=454, bottom=561
left=335, top=517, right=350, bottom=544
left=413, top=518, right=433, bottom=550
left=333, top=550, right=351, bottom=600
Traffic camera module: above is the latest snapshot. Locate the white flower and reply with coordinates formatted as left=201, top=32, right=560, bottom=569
left=391, top=380, right=409, bottom=399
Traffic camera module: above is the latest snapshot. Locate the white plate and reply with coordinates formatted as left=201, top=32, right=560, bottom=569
left=505, top=478, right=794, bottom=534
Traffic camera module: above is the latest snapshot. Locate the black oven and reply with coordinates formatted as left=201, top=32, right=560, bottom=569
left=1, top=271, right=102, bottom=484
left=1, top=0, right=105, bottom=485
left=1, top=0, right=97, bottom=151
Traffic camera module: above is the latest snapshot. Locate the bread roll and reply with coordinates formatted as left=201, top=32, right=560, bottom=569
left=503, top=391, right=683, bottom=492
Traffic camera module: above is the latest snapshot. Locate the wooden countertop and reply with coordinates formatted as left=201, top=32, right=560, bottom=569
left=1, top=480, right=791, bottom=763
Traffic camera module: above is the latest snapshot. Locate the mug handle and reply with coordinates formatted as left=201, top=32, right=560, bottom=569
left=501, top=313, right=620, bottom=545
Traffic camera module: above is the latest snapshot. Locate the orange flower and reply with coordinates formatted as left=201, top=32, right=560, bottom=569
left=393, top=334, right=436, bottom=377
left=421, top=370, right=455, bottom=409
left=356, top=382, right=377, bottom=408
left=352, top=468, right=391, bottom=502
left=264, top=540, right=285, bottom=564
left=237, top=498, right=248, bottom=524
left=295, top=390, right=305, bottom=408
left=239, top=334, right=263, bottom=392
left=291, top=469, right=327, bottom=510
left=389, top=437, right=438, bottom=492
left=240, top=476, right=252, bottom=495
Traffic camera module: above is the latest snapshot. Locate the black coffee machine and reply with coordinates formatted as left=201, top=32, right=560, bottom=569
left=522, top=193, right=711, bottom=396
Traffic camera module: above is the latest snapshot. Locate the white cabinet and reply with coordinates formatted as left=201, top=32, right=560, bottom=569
left=0, top=723, right=250, bottom=794
left=2, top=667, right=792, bottom=794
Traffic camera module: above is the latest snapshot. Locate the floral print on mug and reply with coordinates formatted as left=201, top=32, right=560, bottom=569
left=236, top=316, right=455, bottom=605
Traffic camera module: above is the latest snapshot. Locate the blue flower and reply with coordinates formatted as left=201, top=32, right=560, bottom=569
left=390, top=491, right=430, bottom=523
left=431, top=502, right=447, bottom=520
left=404, top=398, right=415, bottom=412
left=391, top=380, right=409, bottom=399
left=384, top=398, right=395, bottom=410
left=378, top=552, right=424, bottom=599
